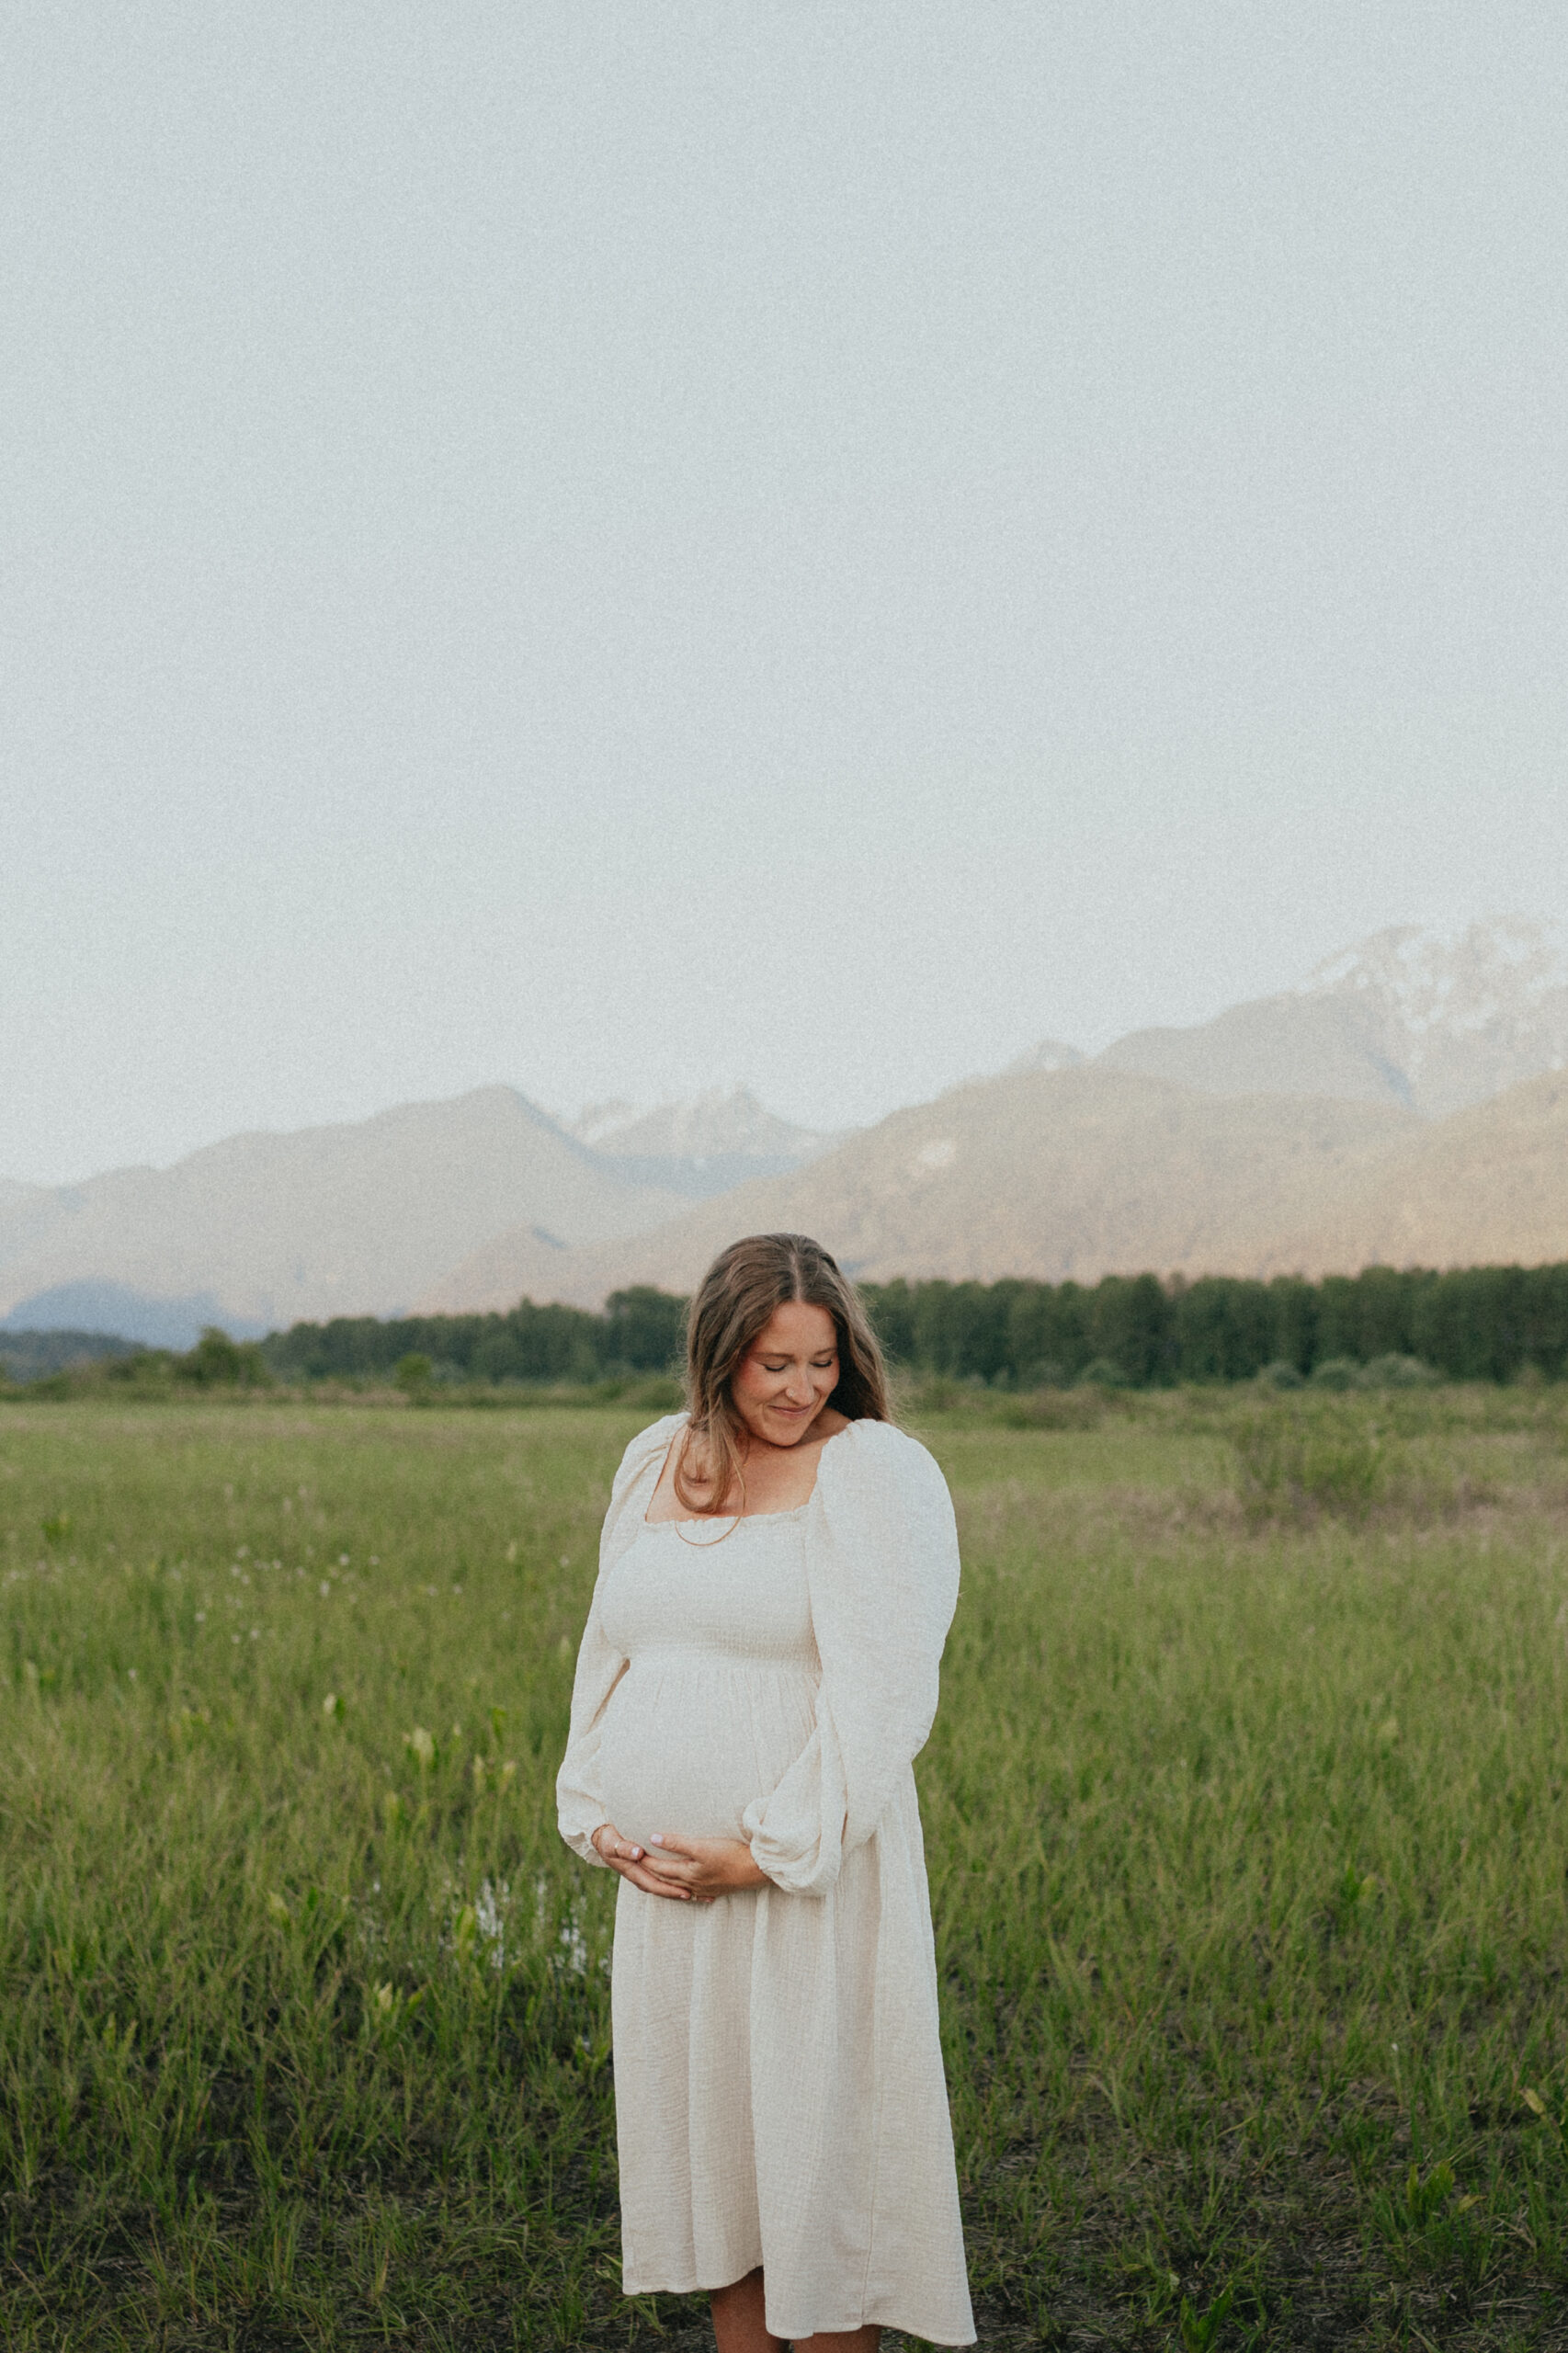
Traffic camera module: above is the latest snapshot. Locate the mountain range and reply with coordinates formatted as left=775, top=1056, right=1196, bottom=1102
left=1074, top=915, right=1568, bottom=1115
left=3, top=919, right=1563, bottom=1344
left=426, top=1066, right=1568, bottom=1311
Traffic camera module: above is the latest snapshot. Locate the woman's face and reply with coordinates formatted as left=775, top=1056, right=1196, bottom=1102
left=731, top=1301, right=840, bottom=1446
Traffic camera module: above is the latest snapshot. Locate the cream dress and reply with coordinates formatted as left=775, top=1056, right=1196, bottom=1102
left=557, top=1413, right=974, bottom=2347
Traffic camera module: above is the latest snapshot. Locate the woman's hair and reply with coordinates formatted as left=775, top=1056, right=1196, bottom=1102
left=674, top=1233, right=892, bottom=1518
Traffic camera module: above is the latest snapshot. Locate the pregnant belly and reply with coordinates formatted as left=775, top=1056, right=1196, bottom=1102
left=597, top=1654, right=816, bottom=1847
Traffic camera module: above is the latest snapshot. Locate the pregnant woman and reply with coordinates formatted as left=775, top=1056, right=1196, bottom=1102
left=557, top=1232, right=974, bottom=2351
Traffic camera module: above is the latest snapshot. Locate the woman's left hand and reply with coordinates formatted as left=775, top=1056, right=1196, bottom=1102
left=639, top=1832, right=771, bottom=1899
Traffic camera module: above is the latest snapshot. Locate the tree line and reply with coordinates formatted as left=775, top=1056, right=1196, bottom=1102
left=858, top=1265, right=1568, bottom=1386
left=261, top=1287, right=688, bottom=1387
left=255, top=1263, right=1568, bottom=1390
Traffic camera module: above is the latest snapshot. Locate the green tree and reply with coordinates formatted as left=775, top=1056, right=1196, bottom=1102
left=1086, top=1275, right=1167, bottom=1385
left=602, top=1286, right=687, bottom=1372
left=178, top=1327, right=271, bottom=1388
left=1268, top=1276, right=1318, bottom=1373
left=860, top=1280, right=915, bottom=1364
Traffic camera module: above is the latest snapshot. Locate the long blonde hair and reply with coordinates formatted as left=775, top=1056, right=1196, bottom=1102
left=673, top=1233, right=892, bottom=1518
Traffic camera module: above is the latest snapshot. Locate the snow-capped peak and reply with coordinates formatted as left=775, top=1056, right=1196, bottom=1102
left=1299, top=917, right=1566, bottom=1039
left=1291, top=915, right=1568, bottom=1099
left=1006, top=1038, right=1086, bottom=1075
left=567, top=1086, right=836, bottom=1171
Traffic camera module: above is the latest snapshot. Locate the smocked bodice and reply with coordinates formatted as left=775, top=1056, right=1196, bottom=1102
left=598, top=1507, right=820, bottom=1668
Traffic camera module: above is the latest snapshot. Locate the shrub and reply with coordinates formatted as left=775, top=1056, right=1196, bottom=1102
left=1361, top=1353, right=1440, bottom=1389
left=1230, top=1403, right=1391, bottom=1523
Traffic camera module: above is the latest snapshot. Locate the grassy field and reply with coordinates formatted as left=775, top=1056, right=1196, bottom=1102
left=3, top=1386, right=1568, bottom=2350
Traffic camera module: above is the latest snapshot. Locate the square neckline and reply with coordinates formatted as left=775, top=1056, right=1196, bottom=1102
left=641, top=1416, right=855, bottom=1531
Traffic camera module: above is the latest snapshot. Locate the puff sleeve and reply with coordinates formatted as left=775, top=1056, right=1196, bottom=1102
left=741, top=1419, right=960, bottom=1897
left=556, top=1414, right=686, bottom=1866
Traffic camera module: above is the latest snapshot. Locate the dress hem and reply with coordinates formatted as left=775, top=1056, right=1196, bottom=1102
left=620, top=2266, right=976, bottom=2347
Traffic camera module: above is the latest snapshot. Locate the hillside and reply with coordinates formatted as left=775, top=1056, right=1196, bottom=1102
left=1259, top=1070, right=1568, bottom=1275
left=1097, top=990, right=1408, bottom=1107
left=0, top=1089, right=684, bottom=1343
left=416, top=1069, right=1424, bottom=1309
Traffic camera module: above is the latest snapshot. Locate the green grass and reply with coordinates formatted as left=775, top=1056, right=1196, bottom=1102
left=3, top=1390, right=1568, bottom=2348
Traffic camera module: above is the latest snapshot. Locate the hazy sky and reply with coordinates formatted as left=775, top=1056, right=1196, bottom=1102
left=6, top=2, right=1566, bottom=1184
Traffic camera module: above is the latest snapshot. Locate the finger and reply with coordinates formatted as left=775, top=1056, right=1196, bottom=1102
left=607, top=1855, right=671, bottom=1894
left=605, top=1849, right=687, bottom=1895
left=620, top=1864, right=690, bottom=1898
left=640, top=1851, right=699, bottom=1882
left=648, top=1832, right=696, bottom=1858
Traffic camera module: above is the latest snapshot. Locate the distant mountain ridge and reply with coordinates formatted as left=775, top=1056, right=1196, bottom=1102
left=1083, top=917, right=1568, bottom=1115
left=0, top=1089, right=687, bottom=1347
left=418, top=1064, right=1568, bottom=1313
left=4, top=917, right=1565, bottom=1342
left=563, top=1086, right=838, bottom=1199
left=417, top=1070, right=1420, bottom=1309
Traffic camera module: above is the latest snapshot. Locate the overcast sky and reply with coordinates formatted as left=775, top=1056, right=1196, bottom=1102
left=5, top=2, right=1566, bottom=1184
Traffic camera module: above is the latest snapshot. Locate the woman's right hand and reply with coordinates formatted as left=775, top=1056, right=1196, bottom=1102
left=591, top=1821, right=703, bottom=1899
